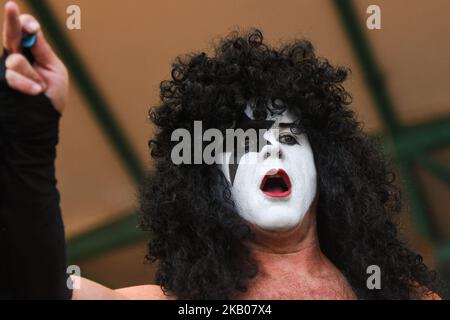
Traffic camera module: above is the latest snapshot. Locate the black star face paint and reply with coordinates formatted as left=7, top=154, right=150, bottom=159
left=227, top=111, right=274, bottom=184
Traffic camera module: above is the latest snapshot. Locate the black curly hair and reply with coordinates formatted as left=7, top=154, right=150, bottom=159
left=139, top=29, right=442, bottom=299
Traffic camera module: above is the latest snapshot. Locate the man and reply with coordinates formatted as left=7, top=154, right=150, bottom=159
left=0, top=1, right=442, bottom=299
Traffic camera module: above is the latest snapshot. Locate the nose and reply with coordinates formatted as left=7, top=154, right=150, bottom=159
left=260, top=143, right=282, bottom=160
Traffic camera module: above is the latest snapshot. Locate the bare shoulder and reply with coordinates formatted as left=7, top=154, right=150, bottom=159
left=71, top=276, right=124, bottom=300
left=410, top=282, right=442, bottom=300
left=115, top=284, right=173, bottom=300
left=70, top=276, right=172, bottom=300
left=420, top=291, right=442, bottom=300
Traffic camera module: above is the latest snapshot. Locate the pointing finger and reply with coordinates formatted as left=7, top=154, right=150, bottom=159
left=2, top=1, right=22, bottom=53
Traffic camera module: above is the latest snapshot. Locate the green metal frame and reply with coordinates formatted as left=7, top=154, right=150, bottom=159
left=333, top=0, right=449, bottom=253
left=67, top=213, right=145, bottom=262
left=418, top=156, right=450, bottom=186
left=333, top=0, right=401, bottom=136
left=26, top=0, right=450, bottom=262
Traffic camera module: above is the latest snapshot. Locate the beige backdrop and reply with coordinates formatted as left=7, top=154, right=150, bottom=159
left=1, top=0, right=449, bottom=289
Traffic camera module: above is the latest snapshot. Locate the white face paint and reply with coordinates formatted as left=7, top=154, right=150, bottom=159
left=219, top=101, right=317, bottom=231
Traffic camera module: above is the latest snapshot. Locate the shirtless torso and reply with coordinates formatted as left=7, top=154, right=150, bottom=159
left=72, top=248, right=356, bottom=300
left=72, top=206, right=356, bottom=300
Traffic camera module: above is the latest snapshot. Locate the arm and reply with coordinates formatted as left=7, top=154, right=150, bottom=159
left=71, top=276, right=168, bottom=300
left=0, top=1, right=82, bottom=299
left=0, top=80, right=164, bottom=299
left=0, top=2, right=69, bottom=298
left=0, top=2, right=165, bottom=300
left=0, top=58, right=69, bottom=298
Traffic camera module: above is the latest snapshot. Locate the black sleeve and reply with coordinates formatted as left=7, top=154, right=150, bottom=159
left=0, top=51, right=72, bottom=299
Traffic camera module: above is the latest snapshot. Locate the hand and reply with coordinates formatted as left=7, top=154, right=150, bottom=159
left=2, top=1, right=68, bottom=114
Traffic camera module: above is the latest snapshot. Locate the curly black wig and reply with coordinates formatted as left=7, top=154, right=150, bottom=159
left=139, top=29, right=442, bottom=299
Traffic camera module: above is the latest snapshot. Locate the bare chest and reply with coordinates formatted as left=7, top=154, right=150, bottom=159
left=236, top=266, right=356, bottom=300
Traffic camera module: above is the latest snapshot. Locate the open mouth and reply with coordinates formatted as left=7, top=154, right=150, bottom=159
left=260, top=169, right=292, bottom=198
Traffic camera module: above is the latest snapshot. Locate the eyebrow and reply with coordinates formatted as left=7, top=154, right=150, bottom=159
left=278, top=122, right=296, bottom=129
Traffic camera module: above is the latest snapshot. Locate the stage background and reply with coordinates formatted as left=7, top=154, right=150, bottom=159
left=1, top=0, right=450, bottom=290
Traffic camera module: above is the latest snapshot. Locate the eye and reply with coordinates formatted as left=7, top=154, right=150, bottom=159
left=279, top=133, right=299, bottom=146
left=272, top=98, right=285, bottom=109
left=267, top=98, right=287, bottom=115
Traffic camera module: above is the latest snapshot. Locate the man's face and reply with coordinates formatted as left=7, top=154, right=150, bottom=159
left=219, top=100, right=317, bottom=231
